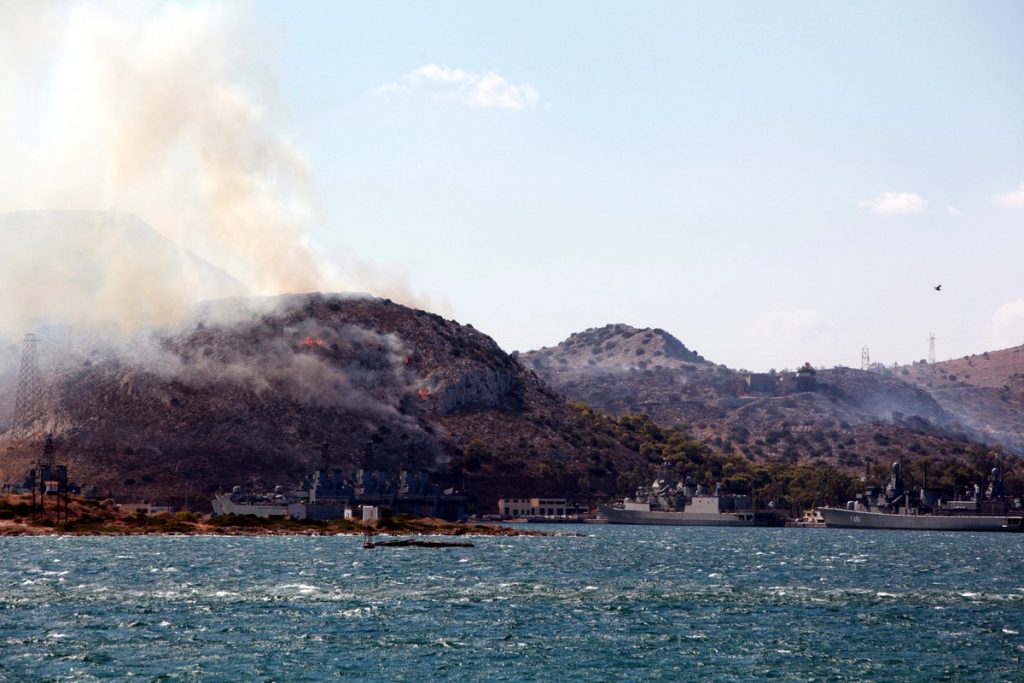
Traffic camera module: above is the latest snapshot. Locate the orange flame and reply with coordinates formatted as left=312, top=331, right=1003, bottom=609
left=303, top=336, right=325, bottom=347
left=417, top=388, right=429, bottom=399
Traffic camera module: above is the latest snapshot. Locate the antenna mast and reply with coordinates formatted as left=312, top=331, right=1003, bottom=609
left=928, top=332, right=936, bottom=365
left=861, top=346, right=870, bottom=371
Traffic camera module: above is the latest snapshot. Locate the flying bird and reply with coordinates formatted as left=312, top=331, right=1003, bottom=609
left=934, top=284, right=942, bottom=291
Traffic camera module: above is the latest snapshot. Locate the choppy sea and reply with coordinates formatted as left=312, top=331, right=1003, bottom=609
left=1, top=526, right=1022, bottom=681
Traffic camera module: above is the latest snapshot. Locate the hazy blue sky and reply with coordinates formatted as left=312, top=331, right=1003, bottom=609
left=245, top=1, right=1024, bottom=370
left=10, top=1, right=1020, bottom=371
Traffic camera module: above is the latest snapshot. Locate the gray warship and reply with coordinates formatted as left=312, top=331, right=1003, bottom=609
left=818, top=460, right=1024, bottom=532
left=598, top=465, right=783, bottom=526
left=211, top=442, right=466, bottom=521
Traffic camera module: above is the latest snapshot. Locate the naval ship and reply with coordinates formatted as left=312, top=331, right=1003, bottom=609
left=818, top=460, right=1024, bottom=532
left=598, top=466, right=783, bottom=526
left=211, top=442, right=466, bottom=521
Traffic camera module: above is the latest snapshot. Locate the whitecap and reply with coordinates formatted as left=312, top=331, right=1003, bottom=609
left=276, top=583, right=319, bottom=595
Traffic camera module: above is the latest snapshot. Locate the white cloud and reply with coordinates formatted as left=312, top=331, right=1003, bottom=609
left=371, top=64, right=541, bottom=111
left=991, top=181, right=1024, bottom=209
left=991, top=300, right=1024, bottom=348
left=946, top=205, right=962, bottom=218
left=859, top=192, right=928, bottom=216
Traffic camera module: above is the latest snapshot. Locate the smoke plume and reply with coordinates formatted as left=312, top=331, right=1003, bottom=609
left=0, top=1, right=425, bottom=342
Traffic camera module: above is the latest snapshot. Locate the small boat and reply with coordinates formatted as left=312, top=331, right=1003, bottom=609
left=362, top=537, right=475, bottom=549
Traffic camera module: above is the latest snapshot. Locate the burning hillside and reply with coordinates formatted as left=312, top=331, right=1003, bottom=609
left=0, top=294, right=648, bottom=510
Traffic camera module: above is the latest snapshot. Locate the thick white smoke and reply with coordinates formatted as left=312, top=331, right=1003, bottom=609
left=0, top=1, right=426, bottom=341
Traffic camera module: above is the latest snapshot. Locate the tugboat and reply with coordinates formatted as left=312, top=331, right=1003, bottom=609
left=598, top=463, right=783, bottom=526
left=818, top=459, right=1024, bottom=532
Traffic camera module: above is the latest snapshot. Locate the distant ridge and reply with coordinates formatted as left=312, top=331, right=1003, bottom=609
left=524, top=323, right=1015, bottom=469
left=523, top=323, right=707, bottom=373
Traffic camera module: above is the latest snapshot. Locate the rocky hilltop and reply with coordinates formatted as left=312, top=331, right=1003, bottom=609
left=0, top=295, right=648, bottom=510
left=523, top=325, right=1004, bottom=469
left=525, top=324, right=706, bottom=372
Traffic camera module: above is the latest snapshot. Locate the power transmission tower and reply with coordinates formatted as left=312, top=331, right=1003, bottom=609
left=10, top=333, right=45, bottom=439
left=861, top=346, right=870, bottom=371
left=928, top=332, right=936, bottom=365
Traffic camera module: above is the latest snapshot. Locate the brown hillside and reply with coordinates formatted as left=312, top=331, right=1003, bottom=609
left=0, top=294, right=649, bottom=511
left=524, top=325, right=1007, bottom=469
left=899, top=345, right=1024, bottom=454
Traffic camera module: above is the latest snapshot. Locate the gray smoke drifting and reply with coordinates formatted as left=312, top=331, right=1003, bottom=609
left=155, top=298, right=425, bottom=422
left=0, top=1, right=428, bottom=343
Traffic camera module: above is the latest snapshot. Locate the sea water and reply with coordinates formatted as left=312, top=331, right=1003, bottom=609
left=1, top=526, right=1022, bottom=681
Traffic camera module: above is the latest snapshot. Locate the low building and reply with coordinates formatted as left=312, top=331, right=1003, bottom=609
left=746, top=372, right=778, bottom=393
left=745, top=363, right=820, bottom=395
left=498, top=497, right=577, bottom=518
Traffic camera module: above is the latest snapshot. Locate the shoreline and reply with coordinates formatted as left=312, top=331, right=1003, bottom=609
left=0, top=516, right=558, bottom=538
left=0, top=494, right=559, bottom=538
left=0, top=519, right=559, bottom=538
left=2, top=491, right=561, bottom=540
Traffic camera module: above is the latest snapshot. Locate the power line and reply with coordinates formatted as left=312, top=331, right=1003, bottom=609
left=10, top=333, right=46, bottom=439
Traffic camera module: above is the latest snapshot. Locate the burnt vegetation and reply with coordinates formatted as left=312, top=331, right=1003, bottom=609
left=2, top=302, right=1022, bottom=515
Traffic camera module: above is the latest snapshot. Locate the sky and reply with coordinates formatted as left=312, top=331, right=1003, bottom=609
left=4, top=1, right=1024, bottom=371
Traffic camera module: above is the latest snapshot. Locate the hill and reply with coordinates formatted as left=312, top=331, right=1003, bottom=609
left=898, top=346, right=1024, bottom=454
left=522, top=324, right=1007, bottom=470
left=0, top=294, right=650, bottom=510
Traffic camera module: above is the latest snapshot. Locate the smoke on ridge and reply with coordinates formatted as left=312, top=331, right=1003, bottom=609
left=0, top=1, right=427, bottom=344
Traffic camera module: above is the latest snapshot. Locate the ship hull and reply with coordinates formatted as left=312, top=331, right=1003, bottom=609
left=818, top=507, right=1024, bottom=532
left=211, top=493, right=289, bottom=517
left=598, top=505, right=778, bottom=527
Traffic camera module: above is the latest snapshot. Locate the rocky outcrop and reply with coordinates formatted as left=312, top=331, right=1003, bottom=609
left=523, top=323, right=707, bottom=373
left=430, top=365, right=522, bottom=415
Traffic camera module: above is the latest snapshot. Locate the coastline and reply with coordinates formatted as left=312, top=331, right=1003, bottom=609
left=0, top=494, right=556, bottom=538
